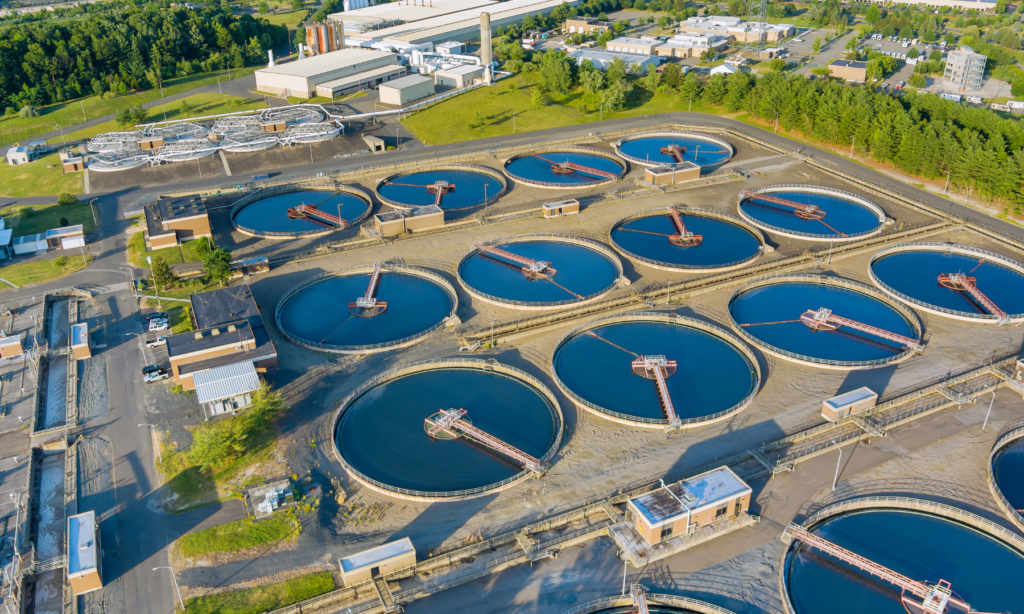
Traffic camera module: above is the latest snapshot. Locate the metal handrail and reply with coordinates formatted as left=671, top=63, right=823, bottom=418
left=502, top=146, right=626, bottom=187
left=563, top=594, right=738, bottom=614
left=868, top=242, right=1024, bottom=320
left=988, top=424, right=1024, bottom=531
left=330, top=358, right=563, bottom=500
left=549, top=312, right=761, bottom=427
left=229, top=184, right=373, bottom=239
left=737, top=184, right=886, bottom=241
left=613, top=130, right=736, bottom=167
left=456, top=234, right=624, bottom=308
left=274, top=263, right=458, bottom=353
left=374, top=163, right=508, bottom=211
left=609, top=206, right=767, bottom=271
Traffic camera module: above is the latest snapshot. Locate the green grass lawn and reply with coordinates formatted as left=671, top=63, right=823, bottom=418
left=0, top=154, right=83, bottom=197
left=185, top=572, right=334, bottom=614
left=0, top=66, right=260, bottom=145
left=179, top=510, right=299, bottom=558
left=127, top=230, right=211, bottom=268
left=262, top=9, right=308, bottom=27
left=0, top=255, right=94, bottom=289
left=402, top=71, right=719, bottom=145
left=168, top=305, right=194, bottom=334
left=7, top=202, right=96, bottom=235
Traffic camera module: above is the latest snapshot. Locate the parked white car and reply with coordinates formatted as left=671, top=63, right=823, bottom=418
left=146, top=336, right=167, bottom=348
left=148, top=321, right=169, bottom=332
left=143, top=370, right=170, bottom=383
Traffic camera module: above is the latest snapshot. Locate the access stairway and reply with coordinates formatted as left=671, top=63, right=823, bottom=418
left=476, top=243, right=557, bottom=280
left=801, top=308, right=922, bottom=351
left=631, top=355, right=681, bottom=429
left=426, top=408, right=546, bottom=475
left=533, top=155, right=618, bottom=180
left=347, top=262, right=387, bottom=317
left=286, top=203, right=347, bottom=228
left=372, top=574, right=402, bottom=613
left=780, top=523, right=996, bottom=614
left=938, top=273, right=1009, bottom=322
left=630, top=583, right=651, bottom=614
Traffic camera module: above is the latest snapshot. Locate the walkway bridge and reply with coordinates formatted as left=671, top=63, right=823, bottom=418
left=801, top=308, right=921, bottom=352
left=938, top=273, right=1008, bottom=323
left=476, top=244, right=557, bottom=280
left=286, top=203, right=347, bottom=228
left=741, top=190, right=847, bottom=235
left=661, top=143, right=729, bottom=164
left=667, top=206, right=702, bottom=247
left=425, top=408, right=546, bottom=475
left=348, top=262, right=387, bottom=317
left=631, top=355, right=681, bottom=429
left=385, top=180, right=456, bottom=207
left=533, top=155, right=618, bottom=181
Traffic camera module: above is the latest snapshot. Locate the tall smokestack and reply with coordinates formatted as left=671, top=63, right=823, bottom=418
left=298, top=43, right=306, bottom=60
left=338, top=19, right=346, bottom=49
left=480, top=12, right=492, bottom=76
left=268, top=50, right=276, bottom=67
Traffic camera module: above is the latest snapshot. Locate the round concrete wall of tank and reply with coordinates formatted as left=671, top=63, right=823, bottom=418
left=456, top=234, right=625, bottom=310
left=550, top=312, right=761, bottom=430
left=331, top=358, right=564, bottom=502
left=737, top=185, right=887, bottom=242
left=869, top=243, right=1024, bottom=325
left=778, top=497, right=1024, bottom=614
left=375, top=164, right=507, bottom=211
left=274, top=263, right=457, bottom=354
left=502, top=146, right=626, bottom=189
left=562, top=593, right=740, bottom=614
left=988, top=421, right=1024, bottom=534
left=609, top=206, right=768, bottom=273
left=230, top=184, right=373, bottom=239
left=727, top=274, right=923, bottom=370
left=613, top=131, right=735, bottom=170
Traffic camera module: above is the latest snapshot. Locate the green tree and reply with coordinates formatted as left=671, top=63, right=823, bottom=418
left=644, top=68, right=660, bottom=91
left=600, top=79, right=632, bottom=110
left=292, top=0, right=304, bottom=8
left=899, top=26, right=914, bottom=39
left=203, top=248, right=233, bottom=287
left=813, top=37, right=822, bottom=53
left=58, top=193, right=77, bottom=207
left=909, top=73, right=927, bottom=87
left=194, top=236, right=214, bottom=259
left=258, top=0, right=269, bottom=14
left=151, top=257, right=179, bottom=290
left=607, top=58, right=627, bottom=83
left=700, top=47, right=717, bottom=63
left=680, top=71, right=701, bottom=101
left=54, top=256, right=70, bottom=268
left=188, top=384, right=286, bottom=470
left=728, top=0, right=744, bottom=16
left=538, top=50, right=577, bottom=93
left=907, top=47, right=920, bottom=59
left=661, top=63, right=681, bottom=88
left=702, top=73, right=727, bottom=104
left=769, top=58, right=787, bottom=71
left=531, top=89, right=545, bottom=107
left=865, top=6, right=881, bottom=24
left=944, top=32, right=956, bottom=44
left=929, top=49, right=943, bottom=61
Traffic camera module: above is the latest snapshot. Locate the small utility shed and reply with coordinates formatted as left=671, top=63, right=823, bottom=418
left=12, top=232, right=48, bottom=255
left=434, top=64, right=485, bottom=88
left=0, top=335, right=24, bottom=359
left=822, top=386, right=877, bottom=421
left=71, top=323, right=91, bottom=360
left=379, top=74, right=436, bottom=106
left=67, top=511, right=102, bottom=595
left=339, top=537, right=416, bottom=585
left=628, top=466, right=751, bottom=545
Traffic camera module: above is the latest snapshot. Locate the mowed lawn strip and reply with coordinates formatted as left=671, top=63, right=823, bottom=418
left=178, top=510, right=299, bottom=558
left=7, top=202, right=96, bottom=235
left=0, top=255, right=94, bottom=290
left=0, top=154, right=83, bottom=197
left=185, top=572, right=335, bottom=614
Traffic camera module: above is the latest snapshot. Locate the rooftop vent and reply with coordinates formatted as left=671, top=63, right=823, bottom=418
left=193, top=332, right=203, bottom=340
left=227, top=324, right=237, bottom=333
left=210, top=328, right=221, bottom=336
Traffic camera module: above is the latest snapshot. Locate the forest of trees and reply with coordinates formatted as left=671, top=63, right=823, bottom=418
left=0, top=0, right=287, bottom=111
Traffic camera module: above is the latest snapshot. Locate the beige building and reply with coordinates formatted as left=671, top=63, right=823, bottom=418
left=679, top=15, right=794, bottom=44
left=628, top=466, right=752, bottom=545
left=434, top=64, right=485, bottom=88
left=564, top=16, right=611, bottom=35
left=71, top=323, right=91, bottom=360
left=656, top=33, right=728, bottom=58
left=144, top=195, right=211, bottom=250
left=542, top=200, right=580, bottom=218
left=822, top=387, right=878, bottom=421
left=0, top=335, right=23, bottom=359
left=374, top=206, right=445, bottom=236
left=379, top=74, right=436, bottom=106
left=828, top=59, right=867, bottom=82
left=68, top=511, right=102, bottom=595
left=606, top=37, right=660, bottom=56
left=255, top=48, right=401, bottom=98
left=645, top=164, right=701, bottom=186
left=340, top=537, right=416, bottom=585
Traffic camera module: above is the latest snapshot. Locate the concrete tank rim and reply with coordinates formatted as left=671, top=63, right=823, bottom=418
left=230, top=183, right=374, bottom=240
left=738, top=184, right=886, bottom=243
left=375, top=163, right=508, bottom=211
left=330, top=358, right=565, bottom=502
left=608, top=205, right=767, bottom=273
left=612, top=130, right=736, bottom=169
left=988, top=422, right=1024, bottom=534
left=726, top=273, right=924, bottom=370
left=502, top=145, right=627, bottom=189
left=273, top=262, right=458, bottom=354
left=456, top=233, right=625, bottom=311
left=561, top=592, right=741, bottom=614
left=867, top=242, right=1024, bottom=324
left=549, top=311, right=762, bottom=430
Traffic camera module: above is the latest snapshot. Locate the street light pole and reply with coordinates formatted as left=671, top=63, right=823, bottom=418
left=982, top=387, right=995, bottom=430
left=127, top=333, right=150, bottom=365
left=830, top=440, right=841, bottom=491
left=153, top=567, right=185, bottom=611
left=139, top=424, right=162, bottom=462
left=56, top=124, right=65, bottom=143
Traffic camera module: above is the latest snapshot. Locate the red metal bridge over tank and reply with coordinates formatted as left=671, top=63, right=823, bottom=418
left=384, top=179, right=457, bottom=207
left=629, top=583, right=650, bottom=614
left=660, top=143, right=730, bottom=164
left=938, top=272, right=1009, bottom=322
left=781, top=522, right=999, bottom=614
left=286, top=203, right=349, bottom=229
left=800, top=307, right=921, bottom=351
left=424, top=408, right=546, bottom=475
left=615, top=206, right=702, bottom=247
left=347, top=262, right=387, bottom=317
left=475, top=243, right=558, bottom=280
left=740, top=190, right=847, bottom=236
left=532, top=154, right=619, bottom=181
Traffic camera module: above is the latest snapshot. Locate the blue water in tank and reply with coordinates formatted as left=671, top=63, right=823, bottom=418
left=554, top=321, right=757, bottom=421
left=336, top=368, right=557, bottom=492
left=505, top=152, right=623, bottom=185
left=872, top=250, right=1024, bottom=316
left=787, top=510, right=1024, bottom=614
left=232, top=191, right=369, bottom=233
left=278, top=271, right=452, bottom=348
left=377, top=169, right=503, bottom=210
left=611, top=213, right=761, bottom=268
left=459, top=240, right=618, bottom=305
left=996, top=440, right=1024, bottom=512
left=730, top=282, right=917, bottom=362
left=618, top=135, right=732, bottom=167
left=739, top=191, right=880, bottom=238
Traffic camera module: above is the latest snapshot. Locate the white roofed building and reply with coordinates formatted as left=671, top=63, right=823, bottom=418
left=255, top=48, right=402, bottom=98
left=679, top=15, right=795, bottom=43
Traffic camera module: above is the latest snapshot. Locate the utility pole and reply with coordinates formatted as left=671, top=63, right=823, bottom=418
left=139, top=424, right=162, bottom=462
left=80, top=100, right=86, bottom=122
left=982, top=387, right=995, bottom=430
left=218, top=79, right=222, bottom=95
left=830, top=440, right=841, bottom=491
left=849, top=135, right=855, bottom=159
left=943, top=170, right=951, bottom=195
left=88, top=198, right=98, bottom=226
left=774, top=111, right=778, bottom=133
left=56, top=124, right=65, bottom=143
left=689, top=92, right=692, bottom=112
left=512, top=112, right=516, bottom=134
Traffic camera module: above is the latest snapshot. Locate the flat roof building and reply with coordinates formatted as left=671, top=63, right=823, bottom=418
left=144, top=194, right=211, bottom=250
left=829, top=59, right=868, bottom=82
left=565, top=16, right=612, bottom=35
left=606, top=37, right=660, bottom=56
left=340, top=537, right=416, bottom=586
left=656, top=33, right=728, bottom=58
left=944, top=45, right=986, bottom=93
left=71, top=322, right=91, bottom=360
left=568, top=49, right=662, bottom=73
left=679, top=15, right=795, bottom=43
left=379, top=74, right=436, bottom=106
left=67, top=511, right=102, bottom=595
left=628, top=466, right=752, bottom=545
left=434, top=64, right=485, bottom=88
left=255, top=48, right=401, bottom=98
left=373, top=205, right=445, bottom=236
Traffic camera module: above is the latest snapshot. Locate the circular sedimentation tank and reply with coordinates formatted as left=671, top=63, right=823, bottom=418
left=990, top=427, right=1024, bottom=532
left=332, top=359, right=562, bottom=501
left=869, top=243, right=1024, bottom=324
left=552, top=313, right=759, bottom=429
left=609, top=207, right=767, bottom=272
left=231, top=186, right=372, bottom=239
left=729, top=275, right=922, bottom=369
left=738, top=186, right=886, bottom=242
left=614, top=131, right=735, bottom=169
left=503, top=147, right=625, bottom=188
left=457, top=235, right=624, bottom=310
left=376, top=165, right=506, bottom=210
left=563, top=594, right=740, bottom=614
left=782, top=500, right=1024, bottom=614
left=275, top=264, right=457, bottom=354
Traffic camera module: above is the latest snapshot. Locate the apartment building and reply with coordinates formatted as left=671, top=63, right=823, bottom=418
left=943, top=45, right=986, bottom=93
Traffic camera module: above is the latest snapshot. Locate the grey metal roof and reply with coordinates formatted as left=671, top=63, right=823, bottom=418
left=193, top=361, right=260, bottom=405
left=68, top=511, right=97, bottom=575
